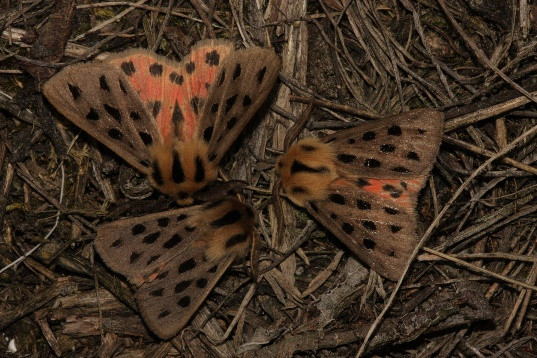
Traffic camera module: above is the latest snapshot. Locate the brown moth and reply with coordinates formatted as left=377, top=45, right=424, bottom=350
left=277, top=109, right=444, bottom=281
left=43, top=40, right=281, bottom=204
left=94, top=198, right=255, bottom=339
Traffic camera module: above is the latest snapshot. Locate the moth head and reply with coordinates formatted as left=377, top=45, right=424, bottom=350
left=277, top=137, right=338, bottom=206
left=148, top=139, right=218, bottom=205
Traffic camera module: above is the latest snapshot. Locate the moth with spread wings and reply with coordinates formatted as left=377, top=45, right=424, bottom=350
left=43, top=40, right=280, bottom=203
left=277, top=109, right=444, bottom=281
left=94, top=198, right=255, bottom=339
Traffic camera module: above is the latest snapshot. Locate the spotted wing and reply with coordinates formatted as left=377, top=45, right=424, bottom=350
left=43, top=62, right=160, bottom=174
left=324, top=109, right=444, bottom=185
left=107, top=40, right=234, bottom=142
left=305, top=177, right=422, bottom=281
left=196, top=46, right=281, bottom=165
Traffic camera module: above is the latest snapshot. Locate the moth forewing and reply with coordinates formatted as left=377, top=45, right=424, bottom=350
left=136, top=253, right=236, bottom=339
left=43, top=62, right=159, bottom=174
left=94, top=204, right=208, bottom=285
left=305, top=178, right=420, bottom=281
left=197, top=46, right=281, bottom=165
left=325, top=109, right=444, bottom=180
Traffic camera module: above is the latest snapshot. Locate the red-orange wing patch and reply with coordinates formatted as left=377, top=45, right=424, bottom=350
left=107, top=40, right=234, bottom=142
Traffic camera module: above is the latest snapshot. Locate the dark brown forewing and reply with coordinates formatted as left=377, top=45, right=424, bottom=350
left=305, top=179, right=419, bottom=281
left=136, top=251, right=235, bottom=339
left=324, top=109, right=443, bottom=180
left=196, top=46, right=281, bottom=164
left=43, top=62, right=161, bottom=174
left=95, top=204, right=208, bottom=284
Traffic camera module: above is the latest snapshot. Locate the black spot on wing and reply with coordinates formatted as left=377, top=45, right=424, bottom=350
left=257, top=66, right=267, bottom=83
left=362, top=131, right=375, bottom=141
left=356, top=178, right=370, bottom=187
left=380, top=144, right=395, bottom=153
left=119, top=80, right=127, bottom=94
left=388, top=125, right=402, bottom=136
left=174, top=280, right=192, bottom=294
left=177, top=296, right=191, bottom=308
left=407, top=151, right=420, bottom=161
left=163, top=234, right=182, bottom=249
left=205, top=50, right=220, bottom=66
left=390, top=225, right=402, bottom=233
left=362, top=220, right=377, bottom=231
left=383, top=184, right=403, bottom=198
left=139, top=132, right=152, bottom=145
left=329, top=194, right=345, bottom=205
left=158, top=309, right=170, bottom=318
left=218, top=70, right=226, bottom=86
left=203, top=126, right=213, bottom=142
left=147, top=255, right=160, bottom=265
left=131, top=111, right=141, bottom=121
left=99, top=75, right=110, bottom=91
left=337, top=154, right=356, bottom=163
left=152, top=100, right=162, bottom=118
left=150, top=287, right=164, bottom=297
left=104, top=104, right=121, bottom=123
left=178, top=258, right=196, bottom=273
left=226, top=117, right=237, bottom=130
left=363, top=238, right=376, bottom=250
left=225, top=94, right=238, bottom=113
left=356, top=199, right=371, bottom=210
left=391, top=166, right=411, bottom=173
left=384, top=207, right=399, bottom=215
left=132, top=224, right=145, bottom=235
left=191, top=97, right=200, bottom=115
left=111, top=239, right=122, bottom=247
left=142, top=232, right=160, bottom=244
left=149, top=63, right=163, bottom=77
left=185, top=61, right=195, bottom=74
left=196, top=278, right=208, bottom=288
left=121, top=61, right=135, bottom=76
left=342, top=223, right=354, bottom=234
left=172, top=102, right=183, bottom=124
left=169, top=71, right=184, bottom=85
left=68, top=84, right=81, bottom=100
left=86, top=108, right=99, bottom=121
left=233, top=64, right=241, bottom=80
left=364, top=158, right=381, bottom=168
left=158, top=218, right=169, bottom=227
left=130, top=251, right=142, bottom=264
left=107, top=128, right=122, bottom=140
left=243, top=95, right=252, bottom=107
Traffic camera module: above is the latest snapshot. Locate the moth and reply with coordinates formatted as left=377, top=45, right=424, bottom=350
left=277, top=109, right=444, bottom=281
left=43, top=39, right=280, bottom=203
left=94, top=198, right=255, bottom=339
